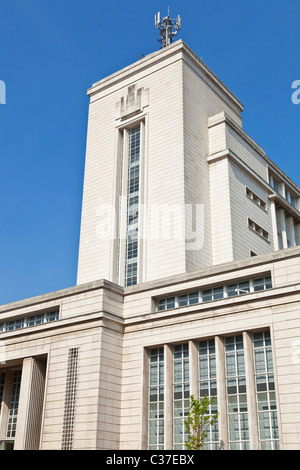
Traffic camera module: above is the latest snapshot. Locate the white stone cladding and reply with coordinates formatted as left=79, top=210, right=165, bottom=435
left=77, top=40, right=300, bottom=290
left=0, top=248, right=299, bottom=449
left=76, top=40, right=246, bottom=287
left=0, top=40, right=300, bottom=451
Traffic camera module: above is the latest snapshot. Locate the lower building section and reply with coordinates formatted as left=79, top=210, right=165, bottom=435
left=0, top=247, right=299, bottom=450
left=145, top=331, right=279, bottom=451
left=0, top=356, right=46, bottom=450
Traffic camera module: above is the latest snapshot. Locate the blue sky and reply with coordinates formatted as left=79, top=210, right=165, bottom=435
left=0, top=0, right=299, bottom=305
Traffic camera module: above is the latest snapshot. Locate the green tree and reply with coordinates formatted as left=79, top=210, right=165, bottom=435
left=184, top=395, right=218, bottom=450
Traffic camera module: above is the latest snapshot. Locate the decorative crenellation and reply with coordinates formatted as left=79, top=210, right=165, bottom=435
left=116, top=84, right=149, bottom=120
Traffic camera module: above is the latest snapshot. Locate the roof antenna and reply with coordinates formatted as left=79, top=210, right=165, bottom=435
left=155, top=8, right=181, bottom=48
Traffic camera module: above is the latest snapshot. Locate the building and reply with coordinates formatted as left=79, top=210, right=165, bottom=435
left=0, top=37, right=300, bottom=451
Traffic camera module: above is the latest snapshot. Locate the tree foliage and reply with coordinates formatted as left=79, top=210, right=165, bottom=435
left=184, top=395, right=218, bottom=450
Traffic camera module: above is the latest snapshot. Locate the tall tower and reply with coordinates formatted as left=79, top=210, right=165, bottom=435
left=76, top=27, right=300, bottom=288
left=76, top=39, right=242, bottom=287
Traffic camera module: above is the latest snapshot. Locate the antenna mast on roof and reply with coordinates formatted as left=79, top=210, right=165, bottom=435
left=155, top=8, right=181, bottom=48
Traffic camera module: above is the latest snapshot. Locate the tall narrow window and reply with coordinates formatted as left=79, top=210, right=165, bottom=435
left=275, top=207, right=283, bottom=249
left=173, top=343, right=189, bottom=449
left=285, top=213, right=292, bottom=248
left=61, top=347, right=79, bottom=450
left=6, top=370, right=22, bottom=439
left=148, top=348, right=164, bottom=450
left=225, top=335, right=249, bottom=450
left=295, top=223, right=300, bottom=246
left=253, top=331, right=280, bottom=450
left=198, top=340, right=219, bottom=449
left=125, top=126, right=141, bottom=286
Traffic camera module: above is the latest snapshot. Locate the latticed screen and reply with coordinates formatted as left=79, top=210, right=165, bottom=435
left=61, top=347, right=79, bottom=450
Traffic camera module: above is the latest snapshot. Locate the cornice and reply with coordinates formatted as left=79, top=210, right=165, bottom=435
left=87, top=40, right=244, bottom=113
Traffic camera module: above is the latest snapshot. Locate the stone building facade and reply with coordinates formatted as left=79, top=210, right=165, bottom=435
left=0, top=40, right=299, bottom=450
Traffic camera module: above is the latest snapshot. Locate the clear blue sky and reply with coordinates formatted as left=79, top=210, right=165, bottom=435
left=0, top=0, right=299, bottom=305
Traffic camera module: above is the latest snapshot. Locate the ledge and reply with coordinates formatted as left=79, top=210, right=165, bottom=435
left=123, top=246, right=300, bottom=295
left=87, top=40, right=244, bottom=113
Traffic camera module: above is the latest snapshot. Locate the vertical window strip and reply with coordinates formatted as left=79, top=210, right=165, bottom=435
left=198, top=340, right=219, bottom=449
left=0, top=372, right=6, bottom=413
left=125, top=126, right=141, bottom=287
left=116, top=131, right=124, bottom=283
left=148, top=348, right=164, bottom=450
left=173, top=343, right=189, bottom=449
left=61, top=347, right=79, bottom=450
left=253, top=331, right=280, bottom=450
left=6, top=370, right=22, bottom=439
left=285, top=213, right=292, bottom=248
left=275, top=207, right=284, bottom=249
left=225, top=335, right=249, bottom=450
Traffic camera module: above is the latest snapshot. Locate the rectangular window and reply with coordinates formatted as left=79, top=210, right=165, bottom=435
left=125, top=125, right=141, bottom=287
left=285, top=190, right=298, bottom=209
left=202, top=287, right=223, bottom=302
left=225, top=335, right=249, bottom=450
left=178, top=292, right=199, bottom=307
left=198, top=340, right=219, bottom=449
left=269, top=174, right=281, bottom=194
left=253, top=332, right=280, bottom=450
left=227, top=281, right=250, bottom=297
left=246, top=187, right=267, bottom=211
left=6, top=370, right=22, bottom=439
left=253, top=276, right=272, bottom=292
left=145, top=330, right=280, bottom=451
left=0, top=310, right=59, bottom=332
left=156, top=297, right=175, bottom=311
left=27, top=314, right=44, bottom=326
left=46, top=311, right=59, bottom=323
left=248, top=219, right=269, bottom=242
left=148, top=348, right=164, bottom=450
left=155, top=274, right=272, bottom=312
left=173, top=344, right=189, bottom=450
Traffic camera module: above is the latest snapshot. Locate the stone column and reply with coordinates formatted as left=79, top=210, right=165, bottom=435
left=141, top=348, right=150, bottom=450
left=243, top=332, right=259, bottom=450
left=287, top=215, right=296, bottom=247
left=296, top=223, right=300, bottom=246
left=14, top=357, right=46, bottom=450
left=189, top=340, right=199, bottom=400
left=278, top=208, right=288, bottom=249
left=164, top=344, right=173, bottom=450
left=215, top=336, right=228, bottom=450
left=270, top=200, right=279, bottom=250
